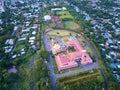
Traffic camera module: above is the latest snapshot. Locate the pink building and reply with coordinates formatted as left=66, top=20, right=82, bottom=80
left=55, top=54, right=78, bottom=71
left=55, top=40, right=92, bottom=71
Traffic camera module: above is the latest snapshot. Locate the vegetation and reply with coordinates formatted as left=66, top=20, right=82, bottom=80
left=47, top=30, right=75, bottom=36
left=56, top=10, right=74, bottom=20
left=0, top=6, right=15, bottom=90
left=0, top=2, right=51, bottom=89
left=57, top=69, right=104, bottom=90
left=1, top=0, right=119, bottom=90
left=68, top=46, right=76, bottom=52
left=11, top=47, right=51, bottom=90
left=60, top=3, right=120, bottom=89
left=51, top=55, right=59, bottom=73
left=89, top=40, right=120, bottom=90
left=63, top=21, right=79, bottom=30
left=77, top=38, right=85, bottom=45
left=62, top=38, right=69, bottom=43
left=84, top=46, right=94, bottom=57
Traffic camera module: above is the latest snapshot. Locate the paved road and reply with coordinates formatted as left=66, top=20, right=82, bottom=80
left=46, top=52, right=57, bottom=90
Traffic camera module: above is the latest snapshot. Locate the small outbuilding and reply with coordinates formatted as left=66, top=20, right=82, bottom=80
left=44, top=15, right=51, bottom=21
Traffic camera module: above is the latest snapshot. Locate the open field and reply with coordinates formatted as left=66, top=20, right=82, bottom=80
left=64, top=21, right=79, bottom=30
left=56, top=11, right=74, bottom=20
left=47, top=30, right=75, bottom=36
left=56, top=69, right=103, bottom=85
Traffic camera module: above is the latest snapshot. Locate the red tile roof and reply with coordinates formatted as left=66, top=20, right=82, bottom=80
left=51, top=16, right=60, bottom=21
left=59, top=54, right=70, bottom=65
left=55, top=40, right=92, bottom=71
left=55, top=54, right=78, bottom=71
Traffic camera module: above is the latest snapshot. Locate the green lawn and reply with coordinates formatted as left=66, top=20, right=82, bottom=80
left=64, top=21, right=79, bottom=30
left=77, top=38, right=93, bottom=57
left=56, top=68, right=104, bottom=90
left=52, top=56, right=60, bottom=73
left=78, top=38, right=85, bottom=45
left=47, top=30, right=75, bottom=36
left=60, top=66, right=82, bottom=73
left=84, top=46, right=94, bottom=57
left=56, top=11, right=74, bottom=20
left=65, top=73, right=100, bottom=84
left=57, top=69, right=103, bottom=84
left=62, top=38, right=69, bottom=43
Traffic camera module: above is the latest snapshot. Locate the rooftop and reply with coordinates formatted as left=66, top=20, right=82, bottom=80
left=55, top=40, right=92, bottom=71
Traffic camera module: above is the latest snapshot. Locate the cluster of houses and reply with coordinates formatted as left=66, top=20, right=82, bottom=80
left=4, top=39, right=14, bottom=53
left=1, top=0, right=41, bottom=59
left=67, top=0, right=120, bottom=82
left=0, top=0, right=5, bottom=13
left=0, top=1, right=4, bottom=30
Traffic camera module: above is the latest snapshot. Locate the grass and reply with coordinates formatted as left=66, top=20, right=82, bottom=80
left=84, top=46, right=94, bottom=57
left=57, top=69, right=98, bottom=81
left=65, top=73, right=100, bottom=85
left=15, top=43, right=22, bottom=52
left=47, top=30, right=75, bottom=36
left=64, top=21, right=79, bottom=30
left=52, top=56, right=59, bottom=73
left=56, top=11, right=74, bottom=20
left=60, top=66, right=82, bottom=73
left=77, top=37, right=93, bottom=57
left=62, top=38, right=69, bottom=43
left=89, top=41, right=104, bottom=68
left=78, top=38, right=85, bottom=45
left=57, top=69, right=103, bottom=84
left=12, top=54, right=36, bottom=90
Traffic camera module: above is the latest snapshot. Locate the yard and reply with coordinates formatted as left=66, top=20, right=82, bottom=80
left=15, top=40, right=27, bottom=53
left=47, top=30, right=75, bottom=36
left=64, top=21, right=79, bottom=30
left=56, top=10, right=74, bottom=20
